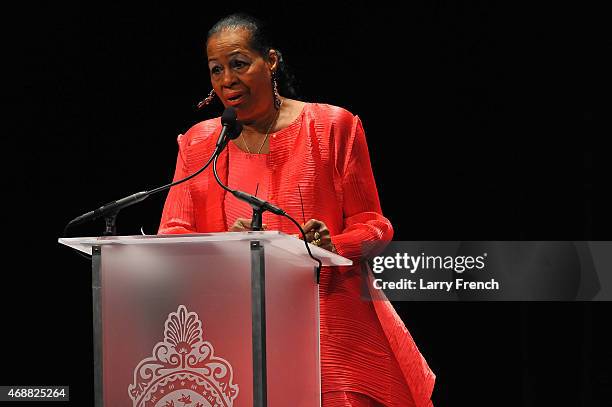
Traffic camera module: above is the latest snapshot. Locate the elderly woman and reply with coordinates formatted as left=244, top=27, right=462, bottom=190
left=159, top=13, right=435, bottom=407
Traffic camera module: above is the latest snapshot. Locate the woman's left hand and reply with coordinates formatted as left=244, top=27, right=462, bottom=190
left=302, top=219, right=336, bottom=253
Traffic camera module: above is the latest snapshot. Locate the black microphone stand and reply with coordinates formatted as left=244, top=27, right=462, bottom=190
left=104, top=212, right=118, bottom=236
left=251, top=207, right=264, bottom=232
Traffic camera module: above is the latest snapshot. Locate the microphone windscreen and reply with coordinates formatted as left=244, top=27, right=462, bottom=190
left=221, top=107, right=237, bottom=125
left=229, top=121, right=243, bottom=140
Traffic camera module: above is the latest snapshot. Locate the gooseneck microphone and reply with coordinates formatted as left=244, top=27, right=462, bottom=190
left=209, top=131, right=323, bottom=280
left=211, top=149, right=285, bottom=231
left=63, top=107, right=242, bottom=237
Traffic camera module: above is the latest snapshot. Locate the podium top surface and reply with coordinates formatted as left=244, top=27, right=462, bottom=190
left=58, top=231, right=352, bottom=266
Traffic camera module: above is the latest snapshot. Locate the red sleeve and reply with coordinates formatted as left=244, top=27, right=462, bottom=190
left=158, top=134, right=197, bottom=234
left=331, top=116, right=394, bottom=262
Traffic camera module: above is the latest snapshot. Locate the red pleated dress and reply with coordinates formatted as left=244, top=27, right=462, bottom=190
left=158, top=103, right=435, bottom=407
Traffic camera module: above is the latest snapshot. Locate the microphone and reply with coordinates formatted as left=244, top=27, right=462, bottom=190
left=63, top=107, right=242, bottom=236
left=210, top=108, right=282, bottom=219
left=216, top=107, right=243, bottom=151
left=231, top=190, right=286, bottom=216
left=210, top=145, right=322, bottom=281
left=66, top=191, right=149, bottom=229
left=207, top=114, right=323, bottom=281
left=211, top=144, right=285, bottom=230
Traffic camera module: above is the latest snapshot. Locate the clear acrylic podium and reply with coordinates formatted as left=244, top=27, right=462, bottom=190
left=58, top=231, right=351, bottom=407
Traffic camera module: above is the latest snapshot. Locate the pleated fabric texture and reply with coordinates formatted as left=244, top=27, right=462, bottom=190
left=158, top=103, right=435, bottom=407
left=224, top=142, right=272, bottom=229
left=323, top=391, right=386, bottom=407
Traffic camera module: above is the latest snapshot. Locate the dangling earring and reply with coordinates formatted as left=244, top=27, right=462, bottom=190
left=196, top=89, right=216, bottom=110
left=272, top=72, right=282, bottom=110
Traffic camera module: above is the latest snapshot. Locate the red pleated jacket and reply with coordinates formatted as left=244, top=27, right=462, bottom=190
left=159, top=103, right=435, bottom=407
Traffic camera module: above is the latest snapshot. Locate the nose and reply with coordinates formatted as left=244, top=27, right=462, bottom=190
left=221, top=68, right=238, bottom=87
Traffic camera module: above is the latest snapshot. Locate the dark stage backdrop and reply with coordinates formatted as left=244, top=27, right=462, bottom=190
left=4, top=2, right=611, bottom=406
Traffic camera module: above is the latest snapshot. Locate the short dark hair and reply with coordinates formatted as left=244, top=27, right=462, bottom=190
left=206, top=13, right=299, bottom=98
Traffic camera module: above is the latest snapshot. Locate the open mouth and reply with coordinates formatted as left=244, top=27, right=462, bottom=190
left=226, top=94, right=243, bottom=102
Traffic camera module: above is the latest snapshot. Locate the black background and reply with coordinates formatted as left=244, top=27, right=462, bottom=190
left=3, top=1, right=611, bottom=406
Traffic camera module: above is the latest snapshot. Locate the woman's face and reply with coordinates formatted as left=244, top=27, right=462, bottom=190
left=206, top=28, right=277, bottom=122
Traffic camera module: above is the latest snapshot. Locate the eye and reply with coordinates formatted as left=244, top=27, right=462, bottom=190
left=231, top=60, right=249, bottom=70
left=210, top=65, right=222, bottom=75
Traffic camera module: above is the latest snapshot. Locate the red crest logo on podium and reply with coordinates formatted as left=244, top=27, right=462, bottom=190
left=129, top=305, right=239, bottom=407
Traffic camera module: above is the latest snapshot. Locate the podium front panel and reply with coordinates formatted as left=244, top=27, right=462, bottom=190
left=263, top=242, right=320, bottom=406
left=99, top=239, right=320, bottom=407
